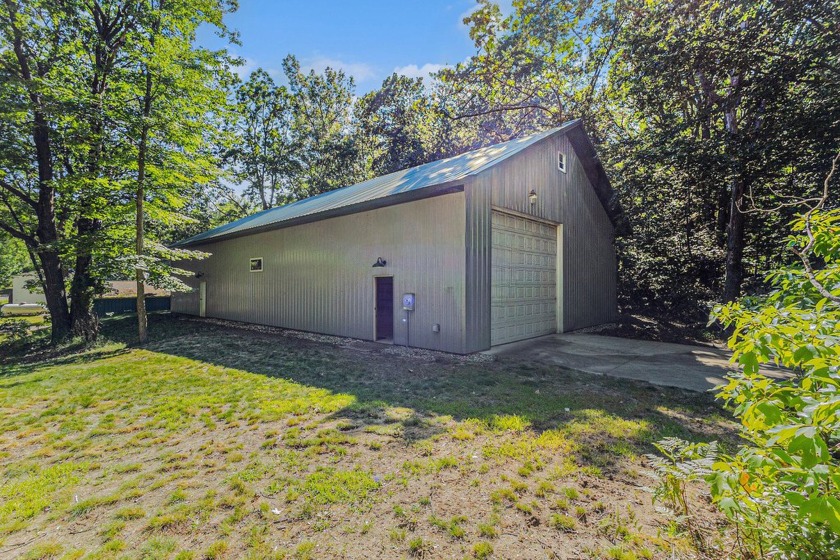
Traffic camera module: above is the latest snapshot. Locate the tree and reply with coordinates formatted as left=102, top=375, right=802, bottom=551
left=611, top=0, right=840, bottom=303
left=0, top=0, right=235, bottom=343
left=355, top=73, right=436, bottom=176
left=436, top=0, right=622, bottom=145
left=227, top=69, right=297, bottom=210
left=0, top=0, right=127, bottom=342
left=123, top=0, right=234, bottom=343
left=647, top=155, right=840, bottom=558
left=677, top=154, right=840, bottom=558
left=283, top=55, right=366, bottom=199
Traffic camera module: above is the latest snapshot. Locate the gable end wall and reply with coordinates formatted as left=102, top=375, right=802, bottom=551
left=464, top=131, right=617, bottom=351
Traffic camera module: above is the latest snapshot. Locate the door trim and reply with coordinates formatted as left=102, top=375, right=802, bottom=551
left=557, top=224, right=564, bottom=334
left=490, top=205, right=560, bottom=226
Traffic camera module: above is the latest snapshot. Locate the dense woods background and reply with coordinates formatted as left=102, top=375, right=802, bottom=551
left=1, top=0, right=838, bottom=342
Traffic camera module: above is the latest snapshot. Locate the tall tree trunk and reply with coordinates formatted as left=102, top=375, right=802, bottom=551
left=69, top=217, right=100, bottom=341
left=37, top=248, right=70, bottom=343
left=136, top=166, right=147, bottom=343
left=4, top=0, right=72, bottom=342
left=722, top=75, right=746, bottom=303
left=69, top=15, right=112, bottom=342
left=724, top=176, right=746, bottom=302
left=32, top=112, right=72, bottom=343
left=136, top=66, right=153, bottom=344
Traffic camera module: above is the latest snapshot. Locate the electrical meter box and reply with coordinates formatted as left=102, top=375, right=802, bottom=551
left=402, top=293, right=415, bottom=311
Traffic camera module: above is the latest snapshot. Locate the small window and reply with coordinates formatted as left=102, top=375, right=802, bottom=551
left=557, top=151, right=567, bottom=173
left=249, top=257, right=263, bottom=272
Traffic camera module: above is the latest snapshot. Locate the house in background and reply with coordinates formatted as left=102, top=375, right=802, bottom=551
left=173, top=120, right=623, bottom=353
left=10, top=273, right=46, bottom=305
left=9, top=273, right=168, bottom=305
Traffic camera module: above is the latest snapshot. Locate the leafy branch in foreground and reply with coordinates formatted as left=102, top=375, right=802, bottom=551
left=709, top=204, right=840, bottom=558
left=649, top=154, right=840, bottom=558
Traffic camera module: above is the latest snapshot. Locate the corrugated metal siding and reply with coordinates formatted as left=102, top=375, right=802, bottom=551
left=171, top=194, right=468, bottom=353
left=464, top=176, right=492, bottom=353
left=560, top=135, right=618, bottom=330
left=464, top=132, right=617, bottom=349
left=171, top=277, right=200, bottom=315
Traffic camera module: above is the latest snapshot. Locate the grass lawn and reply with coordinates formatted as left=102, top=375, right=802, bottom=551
left=0, top=314, right=736, bottom=559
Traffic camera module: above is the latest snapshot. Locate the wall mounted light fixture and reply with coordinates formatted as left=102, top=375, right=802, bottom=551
left=372, top=257, right=387, bottom=267
left=528, top=189, right=538, bottom=205
left=194, top=271, right=204, bottom=279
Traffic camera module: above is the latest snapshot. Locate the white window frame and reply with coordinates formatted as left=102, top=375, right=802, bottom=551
left=557, top=151, right=567, bottom=173
left=249, top=257, right=264, bottom=272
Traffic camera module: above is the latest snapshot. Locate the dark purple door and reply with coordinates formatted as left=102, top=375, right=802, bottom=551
left=375, top=277, right=394, bottom=341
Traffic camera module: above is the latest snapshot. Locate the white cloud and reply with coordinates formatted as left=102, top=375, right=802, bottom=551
left=233, top=56, right=258, bottom=79
left=303, top=55, right=377, bottom=83
left=232, top=56, right=281, bottom=81
left=393, top=63, right=447, bottom=81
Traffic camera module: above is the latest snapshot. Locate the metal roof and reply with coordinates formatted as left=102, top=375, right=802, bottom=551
left=178, top=121, right=580, bottom=246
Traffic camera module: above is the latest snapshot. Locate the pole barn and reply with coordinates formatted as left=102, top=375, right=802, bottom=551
left=173, top=120, right=622, bottom=353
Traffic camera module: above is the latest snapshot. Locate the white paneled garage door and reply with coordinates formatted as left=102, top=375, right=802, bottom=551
left=491, top=211, right=558, bottom=346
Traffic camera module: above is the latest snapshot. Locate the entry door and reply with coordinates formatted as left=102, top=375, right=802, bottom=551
left=199, top=281, right=206, bottom=318
left=375, top=277, right=394, bottom=341
left=491, top=211, right=558, bottom=345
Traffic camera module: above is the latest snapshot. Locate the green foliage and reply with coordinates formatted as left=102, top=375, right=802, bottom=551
left=0, top=318, right=33, bottom=343
left=0, top=0, right=236, bottom=341
left=354, top=73, right=439, bottom=176
left=226, top=69, right=297, bottom=210
left=610, top=0, right=840, bottom=309
left=439, top=0, right=840, bottom=314
left=709, top=208, right=840, bottom=558
left=282, top=55, right=367, bottom=200
left=0, top=233, right=28, bottom=287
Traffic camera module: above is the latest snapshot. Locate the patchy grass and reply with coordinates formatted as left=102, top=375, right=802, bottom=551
left=0, top=313, right=47, bottom=345
left=0, top=313, right=735, bottom=558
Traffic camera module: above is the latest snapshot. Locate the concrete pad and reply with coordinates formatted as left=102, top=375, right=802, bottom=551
left=484, top=333, right=790, bottom=393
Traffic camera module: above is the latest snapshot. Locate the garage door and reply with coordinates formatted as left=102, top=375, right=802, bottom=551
left=491, top=211, right=558, bottom=346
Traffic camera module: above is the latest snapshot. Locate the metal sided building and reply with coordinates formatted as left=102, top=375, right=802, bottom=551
left=173, top=120, right=622, bottom=353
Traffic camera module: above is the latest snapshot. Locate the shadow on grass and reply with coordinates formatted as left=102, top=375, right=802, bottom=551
left=105, top=314, right=737, bottom=465
left=3, top=312, right=736, bottom=474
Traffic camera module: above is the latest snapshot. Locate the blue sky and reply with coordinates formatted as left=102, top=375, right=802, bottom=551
left=198, top=0, right=504, bottom=92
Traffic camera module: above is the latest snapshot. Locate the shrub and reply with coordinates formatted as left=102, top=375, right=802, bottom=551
left=645, top=437, right=717, bottom=541
left=708, top=207, right=840, bottom=558
left=648, top=204, right=840, bottom=558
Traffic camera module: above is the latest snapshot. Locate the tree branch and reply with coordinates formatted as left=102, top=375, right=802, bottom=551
left=791, top=150, right=840, bottom=304
left=442, top=102, right=553, bottom=121
left=0, top=178, right=37, bottom=208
